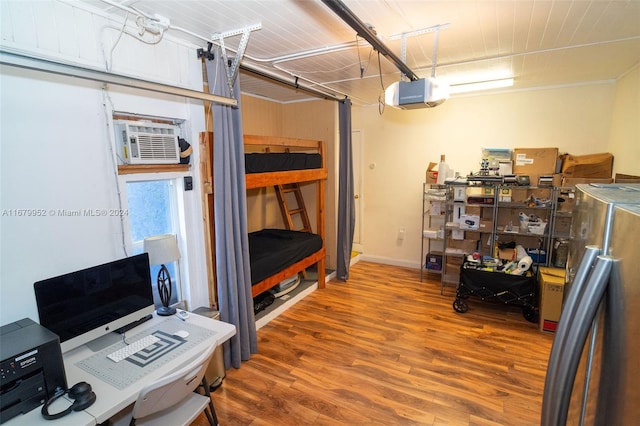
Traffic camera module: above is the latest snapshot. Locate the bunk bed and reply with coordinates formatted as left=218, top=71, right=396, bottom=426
left=244, top=135, right=327, bottom=298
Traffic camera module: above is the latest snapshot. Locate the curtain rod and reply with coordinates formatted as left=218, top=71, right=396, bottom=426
left=0, top=49, right=237, bottom=107
left=238, top=64, right=342, bottom=102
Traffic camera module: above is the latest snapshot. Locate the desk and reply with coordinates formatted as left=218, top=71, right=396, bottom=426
left=6, top=312, right=236, bottom=426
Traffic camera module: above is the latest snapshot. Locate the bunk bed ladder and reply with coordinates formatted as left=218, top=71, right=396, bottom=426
left=274, top=183, right=312, bottom=233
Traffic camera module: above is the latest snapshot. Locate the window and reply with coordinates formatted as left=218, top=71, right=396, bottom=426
left=127, top=179, right=182, bottom=308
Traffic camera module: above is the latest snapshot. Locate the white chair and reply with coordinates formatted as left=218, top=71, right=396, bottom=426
left=109, top=344, right=219, bottom=426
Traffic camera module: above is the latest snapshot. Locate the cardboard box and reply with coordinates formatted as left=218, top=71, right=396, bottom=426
left=562, top=177, right=614, bottom=186
left=498, top=187, right=512, bottom=202
left=465, top=231, right=481, bottom=240
left=538, top=267, right=566, bottom=333
left=498, top=247, right=515, bottom=260
left=451, top=229, right=465, bottom=240
left=465, top=205, right=481, bottom=216
left=614, top=173, right=640, bottom=183
left=557, top=187, right=576, bottom=212
left=513, top=148, right=560, bottom=183
left=510, top=187, right=529, bottom=203
left=448, top=239, right=478, bottom=252
left=561, top=153, right=613, bottom=178
left=478, top=219, right=493, bottom=231
left=426, top=162, right=438, bottom=184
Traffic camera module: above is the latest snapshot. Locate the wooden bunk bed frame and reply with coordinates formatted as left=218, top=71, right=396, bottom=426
left=244, top=135, right=327, bottom=297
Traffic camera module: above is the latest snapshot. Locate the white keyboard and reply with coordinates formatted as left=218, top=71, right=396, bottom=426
left=107, top=334, right=161, bottom=363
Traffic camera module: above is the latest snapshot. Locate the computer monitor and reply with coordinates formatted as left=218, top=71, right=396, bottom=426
left=34, top=253, right=155, bottom=353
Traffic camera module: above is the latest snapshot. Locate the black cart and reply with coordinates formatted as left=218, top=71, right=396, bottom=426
left=453, top=261, right=538, bottom=323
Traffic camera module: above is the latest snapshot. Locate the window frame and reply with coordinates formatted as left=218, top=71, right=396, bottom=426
left=119, top=172, right=190, bottom=309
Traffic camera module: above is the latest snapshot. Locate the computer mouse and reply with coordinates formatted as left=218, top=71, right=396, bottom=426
left=173, top=330, right=189, bottom=339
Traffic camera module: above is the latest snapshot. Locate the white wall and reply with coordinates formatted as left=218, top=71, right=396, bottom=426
left=352, top=82, right=626, bottom=268
left=0, top=1, right=209, bottom=325
left=608, top=65, right=640, bottom=176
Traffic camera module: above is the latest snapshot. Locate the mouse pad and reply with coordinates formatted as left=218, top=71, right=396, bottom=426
left=75, top=318, right=217, bottom=390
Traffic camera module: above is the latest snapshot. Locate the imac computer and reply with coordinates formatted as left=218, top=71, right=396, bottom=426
left=34, top=253, right=155, bottom=353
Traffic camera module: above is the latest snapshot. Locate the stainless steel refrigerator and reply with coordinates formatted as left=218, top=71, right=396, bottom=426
left=542, top=184, right=640, bottom=425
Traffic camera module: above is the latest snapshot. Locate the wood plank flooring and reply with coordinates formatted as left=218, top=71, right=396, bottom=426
left=194, top=261, right=554, bottom=425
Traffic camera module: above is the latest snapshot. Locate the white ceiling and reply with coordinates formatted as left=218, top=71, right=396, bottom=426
left=87, top=0, right=640, bottom=106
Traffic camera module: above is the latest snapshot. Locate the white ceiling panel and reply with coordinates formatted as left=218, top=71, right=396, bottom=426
left=80, top=0, right=640, bottom=105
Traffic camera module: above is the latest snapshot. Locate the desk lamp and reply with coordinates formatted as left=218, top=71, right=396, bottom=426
left=144, top=234, right=180, bottom=316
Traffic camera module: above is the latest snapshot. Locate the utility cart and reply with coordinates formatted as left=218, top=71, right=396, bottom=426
left=453, top=260, right=538, bottom=322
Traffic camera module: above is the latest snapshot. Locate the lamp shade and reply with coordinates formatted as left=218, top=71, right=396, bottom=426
left=143, top=234, right=180, bottom=265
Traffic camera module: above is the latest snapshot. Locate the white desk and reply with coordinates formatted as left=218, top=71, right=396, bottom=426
left=6, top=312, right=236, bottom=426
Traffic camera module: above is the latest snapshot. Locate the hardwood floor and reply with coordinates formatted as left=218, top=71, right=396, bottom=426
left=195, top=261, right=554, bottom=425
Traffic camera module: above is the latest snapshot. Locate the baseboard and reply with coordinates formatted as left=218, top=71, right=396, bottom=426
left=255, top=269, right=336, bottom=330
left=358, top=254, right=420, bottom=270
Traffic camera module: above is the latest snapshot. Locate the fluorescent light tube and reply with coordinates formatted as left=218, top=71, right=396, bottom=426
left=449, top=78, right=514, bottom=94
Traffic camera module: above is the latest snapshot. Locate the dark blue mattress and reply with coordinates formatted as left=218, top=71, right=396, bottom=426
left=245, top=152, right=322, bottom=173
left=248, top=229, right=323, bottom=285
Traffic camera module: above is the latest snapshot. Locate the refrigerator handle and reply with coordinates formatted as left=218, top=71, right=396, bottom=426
left=542, top=255, right=613, bottom=426
left=541, top=245, right=601, bottom=425
left=566, top=245, right=601, bottom=303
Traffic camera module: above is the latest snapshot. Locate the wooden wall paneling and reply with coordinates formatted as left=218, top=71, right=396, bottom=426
left=241, top=95, right=283, bottom=136
left=199, top=131, right=216, bottom=309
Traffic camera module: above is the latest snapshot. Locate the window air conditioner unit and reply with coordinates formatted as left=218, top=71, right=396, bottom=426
left=115, top=120, right=180, bottom=164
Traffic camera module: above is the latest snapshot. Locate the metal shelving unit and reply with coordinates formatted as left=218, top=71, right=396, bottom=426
left=441, top=182, right=565, bottom=295
left=420, top=183, right=446, bottom=282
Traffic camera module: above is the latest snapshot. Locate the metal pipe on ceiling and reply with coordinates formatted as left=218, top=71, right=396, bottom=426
left=320, top=0, right=420, bottom=82
left=0, top=49, right=237, bottom=106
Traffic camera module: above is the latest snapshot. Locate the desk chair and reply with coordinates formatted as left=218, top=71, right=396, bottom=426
left=109, top=344, right=219, bottom=426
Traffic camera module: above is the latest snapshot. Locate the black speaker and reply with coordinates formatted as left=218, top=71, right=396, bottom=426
left=41, top=382, right=96, bottom=420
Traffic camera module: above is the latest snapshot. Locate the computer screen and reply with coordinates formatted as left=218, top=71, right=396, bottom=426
left=34, top=253, right=155, bottom=353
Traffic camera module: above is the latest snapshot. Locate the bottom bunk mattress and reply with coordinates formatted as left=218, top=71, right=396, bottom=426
left=248, top=229, right=323, bottom=285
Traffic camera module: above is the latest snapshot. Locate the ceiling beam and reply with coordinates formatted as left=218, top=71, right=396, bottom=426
left=320, top=0, right=420, bottom=82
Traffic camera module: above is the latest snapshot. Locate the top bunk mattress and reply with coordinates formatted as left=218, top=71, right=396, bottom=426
left=245, top=152, right=322, bottom=174
left=248, top=229, right=323, bottom=285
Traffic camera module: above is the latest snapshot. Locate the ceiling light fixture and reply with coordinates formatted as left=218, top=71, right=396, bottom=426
left=449, top=78, right=514, bottom=94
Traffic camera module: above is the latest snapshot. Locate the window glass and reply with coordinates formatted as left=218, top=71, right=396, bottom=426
left=128, top=181, right=174, bottom=242
left=126, top=180, right=180, bottom=308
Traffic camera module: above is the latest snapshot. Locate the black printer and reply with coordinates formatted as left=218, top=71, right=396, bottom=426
left=0, top=318, right=67, bottom=424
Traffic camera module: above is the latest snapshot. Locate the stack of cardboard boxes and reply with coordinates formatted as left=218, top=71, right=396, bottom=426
left=512, top=148, right=614, bottom=187
left=538, top=267, right=566, bottom=333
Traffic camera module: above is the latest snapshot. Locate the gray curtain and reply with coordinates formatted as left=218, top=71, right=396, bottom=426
left=206, top=48, right=257, bottom=369
left=336, top=99, right=355, bottom=280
